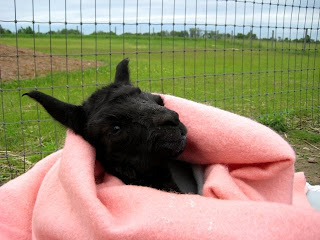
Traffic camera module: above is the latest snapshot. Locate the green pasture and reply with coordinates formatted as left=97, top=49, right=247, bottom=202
left=0, top=34, right=319, bottom=182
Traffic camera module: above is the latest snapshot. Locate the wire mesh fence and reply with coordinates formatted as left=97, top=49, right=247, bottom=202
left=0, top=0, right=319, bottom=184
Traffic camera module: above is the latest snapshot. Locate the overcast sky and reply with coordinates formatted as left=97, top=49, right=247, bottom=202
left=1, top=0, right=319, bottom=39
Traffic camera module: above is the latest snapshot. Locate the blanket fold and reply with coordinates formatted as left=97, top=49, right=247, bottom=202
left=1, top=94, right=319, bottom=240
left=163, top=94, right=296, bottom=203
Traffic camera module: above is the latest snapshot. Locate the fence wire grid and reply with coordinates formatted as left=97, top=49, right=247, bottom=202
left=0, top=0, right=319, bottom=183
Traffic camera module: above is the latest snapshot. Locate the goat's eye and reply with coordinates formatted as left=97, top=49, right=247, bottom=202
left=112, top=125, right=121, bottom=134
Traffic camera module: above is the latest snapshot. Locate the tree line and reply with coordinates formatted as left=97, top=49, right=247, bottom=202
left=0, top=25, right=317, bottom=43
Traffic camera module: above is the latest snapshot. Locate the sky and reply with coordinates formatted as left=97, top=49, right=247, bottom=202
left=1, top=0, right=319, bottom=40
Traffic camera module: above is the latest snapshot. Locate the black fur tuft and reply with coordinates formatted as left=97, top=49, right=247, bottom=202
left=114, top=58, right=130, bottom=85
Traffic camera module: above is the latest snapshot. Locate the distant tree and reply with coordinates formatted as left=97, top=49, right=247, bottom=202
left=18, top=26, right=34, bottom=34
left=236, top=33, right=246, bottom=39
left=247, top=30, right=257, bottom=40
left=170, top=30, right=189, bottom=38
left=293, top=36, right=309, bottom=43
left=46, top=30, right=57, bottom=35
left=189, top=28, right=202, bottom=38
left=181, top=30, right=189, bottom=38
left=92, top=31, right=106, bottom=35
left=89, top=31, right=116, bottom=36
left=304, top=34, right=311, bottom=43
left=155, top=30, right=169, bottom=37
left=235, top=31, right=257, bottom=40
left=0, top=25, right=12, bottom=34
left=45, top=28, right=82, bottom=35
left=60, top=28, right=81, bottom=35
left=204, top=30, right=219, bottom=39
left=123, top=32, right=136, bottom=36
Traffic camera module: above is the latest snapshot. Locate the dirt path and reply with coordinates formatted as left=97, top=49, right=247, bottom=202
left=0, top=44, right=105, bottom=81
left=287, top=133, right=320, bottom=185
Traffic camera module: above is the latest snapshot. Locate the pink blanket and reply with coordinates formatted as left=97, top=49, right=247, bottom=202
left=1, top=95, right=319, bottom=240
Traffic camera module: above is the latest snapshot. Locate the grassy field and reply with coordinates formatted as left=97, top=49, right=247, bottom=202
left=0, top=34, right=319, bottom=183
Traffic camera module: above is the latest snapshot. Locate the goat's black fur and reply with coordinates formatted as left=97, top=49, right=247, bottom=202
left=23, top=59, right=188, bottom=192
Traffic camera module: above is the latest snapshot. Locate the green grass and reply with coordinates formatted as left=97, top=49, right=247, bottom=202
left=258, top=114, right=289, bottom=132
left=0, top=34, right=319, bottom=183
left=289, top=129, right=320, bottom=144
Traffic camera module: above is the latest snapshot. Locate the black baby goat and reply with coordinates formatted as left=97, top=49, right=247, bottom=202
left=23, top=59, right=192, bottom=192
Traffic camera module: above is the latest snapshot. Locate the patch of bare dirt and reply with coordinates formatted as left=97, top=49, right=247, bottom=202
left=0, top=44, right=105, bottom=81
left=282, top=128, right=320, bottom=185
left=290, top=140, right=320, bottom=185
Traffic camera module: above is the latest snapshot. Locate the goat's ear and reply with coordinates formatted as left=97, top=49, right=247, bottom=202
left=115, top=58, right=131, bottom=85
left=23, top=91, right=86, bottom=136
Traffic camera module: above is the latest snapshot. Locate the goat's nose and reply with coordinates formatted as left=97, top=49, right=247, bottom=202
left=154, top=110, right=180, bottom=127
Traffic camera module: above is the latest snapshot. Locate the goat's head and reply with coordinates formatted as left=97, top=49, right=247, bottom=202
left=23, top=59, right=187, bottom=187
